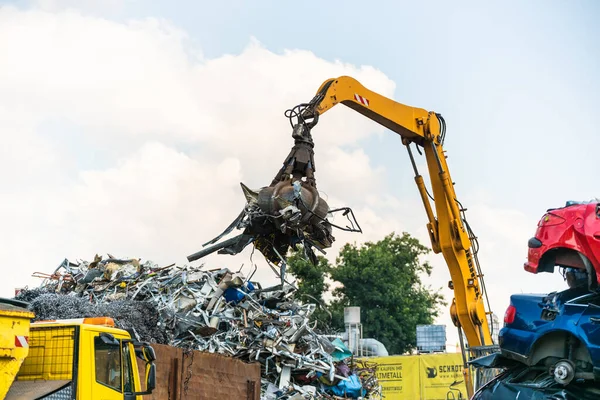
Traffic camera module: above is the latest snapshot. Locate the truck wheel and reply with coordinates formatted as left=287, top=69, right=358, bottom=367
left=551, top=359, right=575, bottom=385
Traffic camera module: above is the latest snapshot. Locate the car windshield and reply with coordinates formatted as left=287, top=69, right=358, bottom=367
left=542, top=286, right=591, bottom=306
left=566, top=291, right=600, bottom=306
left=564, top=199, right=599, bottom=206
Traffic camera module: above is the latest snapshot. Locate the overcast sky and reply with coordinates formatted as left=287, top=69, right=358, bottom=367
left=1, top=0, right=598, bottom=351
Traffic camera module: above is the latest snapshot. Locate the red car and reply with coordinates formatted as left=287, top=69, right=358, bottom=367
left=524, top=200, right=600, bottom=291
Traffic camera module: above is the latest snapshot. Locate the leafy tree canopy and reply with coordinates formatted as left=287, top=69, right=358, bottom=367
left=287, top=232, right=446, bottom=355
left=286, top=249, right=333, bottom=326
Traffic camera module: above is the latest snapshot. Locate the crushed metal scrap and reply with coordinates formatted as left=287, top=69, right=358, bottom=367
left=187, top=107, right=362, bottom=281
left=15, top=255, right=381, bottom=399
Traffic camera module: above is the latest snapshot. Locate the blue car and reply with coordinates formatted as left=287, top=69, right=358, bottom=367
left=470, top=358, right=600, bottom=399
left=498, top=286, right=600, bottom=385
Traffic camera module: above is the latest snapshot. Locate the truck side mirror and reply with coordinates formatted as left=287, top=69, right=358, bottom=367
left=142, top=345, right=156, bottom=362
left=146, top=363, right=156, bottom=392
left=130, top=344, right=157, bottom=396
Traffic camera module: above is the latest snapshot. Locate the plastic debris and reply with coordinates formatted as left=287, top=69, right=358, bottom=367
left=15, top=255, right=382, bottom=399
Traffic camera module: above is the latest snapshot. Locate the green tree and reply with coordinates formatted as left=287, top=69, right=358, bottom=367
left=286, top=248, right=334, bottom=328
left=330, top=232, right=446, bottom=355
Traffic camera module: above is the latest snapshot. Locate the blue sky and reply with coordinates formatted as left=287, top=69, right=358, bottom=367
left=0, top=0, right=598, bottom=350
left=110, top=0, right=600, bottom=212
left=8, top=0, right=597, bottom=208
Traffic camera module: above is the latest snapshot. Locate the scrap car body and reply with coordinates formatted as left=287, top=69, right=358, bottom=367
left=525, top=200, right=600, bottom=291
left=471, top=358, right=600, bottom=400
left=498, top=287, right=600, bottom=385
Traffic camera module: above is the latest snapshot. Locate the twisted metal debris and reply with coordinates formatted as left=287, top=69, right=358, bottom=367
left=186, top=107, right=362, bottom=279
left=15, top=255, right=381, bottom=399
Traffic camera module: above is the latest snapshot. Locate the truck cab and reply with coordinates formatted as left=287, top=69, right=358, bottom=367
left=6, top=317, right=156, bottom=400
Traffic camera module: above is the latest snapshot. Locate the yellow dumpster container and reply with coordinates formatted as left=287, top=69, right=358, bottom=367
left=0, top=299, right=34, bottom=398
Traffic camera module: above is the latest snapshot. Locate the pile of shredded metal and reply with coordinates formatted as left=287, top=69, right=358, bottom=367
left=15, top=256, right=381, bottom=399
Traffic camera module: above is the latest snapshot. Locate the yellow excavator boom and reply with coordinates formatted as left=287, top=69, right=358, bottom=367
left=297, top=75, right=494, bottom=396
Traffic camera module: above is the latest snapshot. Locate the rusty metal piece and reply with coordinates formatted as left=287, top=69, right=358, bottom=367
left=168, top=357, right=179, bottom=400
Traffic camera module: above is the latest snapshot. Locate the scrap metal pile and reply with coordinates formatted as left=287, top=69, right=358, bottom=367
left=15, top=256, right=381, bottom=399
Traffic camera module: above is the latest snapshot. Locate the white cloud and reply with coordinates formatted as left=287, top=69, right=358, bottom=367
left=0, top=6, right=394, bottom=294
left=0, top=5, right=572, bottom=355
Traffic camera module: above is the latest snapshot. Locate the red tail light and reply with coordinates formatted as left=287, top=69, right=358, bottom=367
left=504, top=305, right=516, bottom=324
left=538, top=212, right=565, bottom=227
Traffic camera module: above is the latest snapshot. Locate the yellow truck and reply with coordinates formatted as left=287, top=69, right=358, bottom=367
left=0, top=298, right=156, bottom=399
